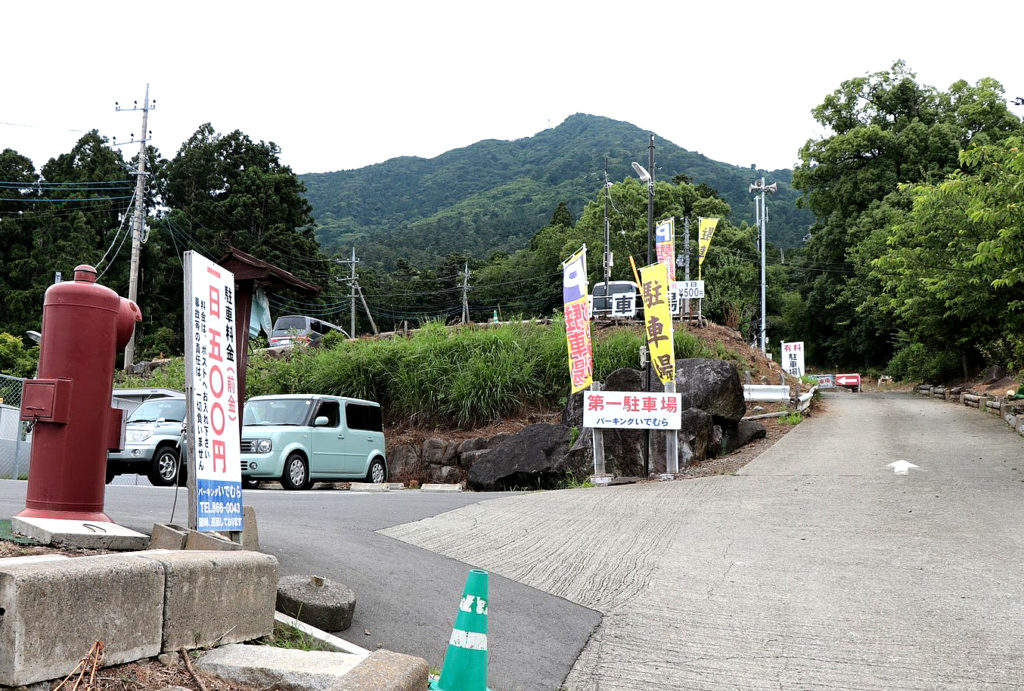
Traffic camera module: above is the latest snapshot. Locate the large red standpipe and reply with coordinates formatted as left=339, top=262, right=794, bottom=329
left=16, top=265, right=141, bottom=522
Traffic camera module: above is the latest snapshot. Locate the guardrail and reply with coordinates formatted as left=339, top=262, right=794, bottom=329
left=915, top=384, right=1024, bottom=437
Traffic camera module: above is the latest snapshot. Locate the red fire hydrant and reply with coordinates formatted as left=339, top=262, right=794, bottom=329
left=17, top=265, right=141, bottom=522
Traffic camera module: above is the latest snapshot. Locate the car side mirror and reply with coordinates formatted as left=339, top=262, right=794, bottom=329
left=314, top=415, right=330, bottom=427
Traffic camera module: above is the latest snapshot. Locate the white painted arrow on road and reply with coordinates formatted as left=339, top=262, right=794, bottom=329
left=887, top=460, right=919, bottom=475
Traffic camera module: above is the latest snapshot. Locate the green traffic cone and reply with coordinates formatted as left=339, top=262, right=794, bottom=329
left=430, top=569, right=494, bottom=691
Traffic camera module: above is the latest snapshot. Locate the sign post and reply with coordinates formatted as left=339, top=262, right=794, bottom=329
left=183, top=251, right=243, bottom=533
left=836, top=373, right=862, bottom=392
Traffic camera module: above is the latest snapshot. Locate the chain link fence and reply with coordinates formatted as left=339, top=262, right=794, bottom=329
left=0, top=374, right=30, bottom=480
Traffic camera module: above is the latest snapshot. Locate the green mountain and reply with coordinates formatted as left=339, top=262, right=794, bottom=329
left=301, top=113, right=811, bottom=267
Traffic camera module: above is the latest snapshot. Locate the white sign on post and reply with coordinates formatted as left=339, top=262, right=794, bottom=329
left=583, top=390, right=682, bottom=430
left=781, top=341, right=805, bottom=377
left=674, top=280, right=705, bottom=300
left=184, top=251, right=243, bottom=532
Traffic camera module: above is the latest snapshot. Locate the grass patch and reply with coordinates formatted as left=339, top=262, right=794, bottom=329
left=779, top=412, right=803, bottom=425
left=257, top=621, right=338, bottom=652
left=117, top=321, right=748, bottom=430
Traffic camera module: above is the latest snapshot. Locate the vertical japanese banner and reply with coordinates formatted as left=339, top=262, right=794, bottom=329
left=697, top=217, right=720, bottom=280
left=184, top=251, right=243, bottom=532
left=654, top=217, right=675, bottom=280
left=562, top=247, right=593, bottom=394
left=639, top=262, right=675, bottom=384
left=781, top=341, right=806, bottom=377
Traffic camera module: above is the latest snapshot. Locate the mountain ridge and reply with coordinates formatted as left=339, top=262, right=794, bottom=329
left=300, top=113, right=810, bottom=267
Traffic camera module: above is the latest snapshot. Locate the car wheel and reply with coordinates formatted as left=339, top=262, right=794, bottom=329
left=242, top=478, right=261, bottom=490
left=365, top=457, right=387, bottom=484
left=281, top=453, right=309, bottom=490
left=148, top=445, right=180, bottom=486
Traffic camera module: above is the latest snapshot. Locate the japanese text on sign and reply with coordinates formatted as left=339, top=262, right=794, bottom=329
left=655, top=217, right=675, bottom=281
left=639, top=262, right=675, bottom=384
left=184, top=251, right=243, bottom=532
left=583, top=391, right=682, bottom=429
left=562, top=247, right=593, bottom=394
left=781, top=340, right=805, bottom=377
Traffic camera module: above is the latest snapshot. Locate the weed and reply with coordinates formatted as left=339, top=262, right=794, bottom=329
left=779, top=412, right=803, bottom=425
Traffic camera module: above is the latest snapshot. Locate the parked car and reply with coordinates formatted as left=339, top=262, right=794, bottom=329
left=240, top=394, right=387, bottom=490
left=106, top=395, right=186, bottom=486
left=268, top=315, right=348, bottom=348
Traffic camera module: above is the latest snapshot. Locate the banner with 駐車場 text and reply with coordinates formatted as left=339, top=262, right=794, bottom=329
left=639, top=261, right=675, bottom=385
left=562, top=246, right=593, bottom=394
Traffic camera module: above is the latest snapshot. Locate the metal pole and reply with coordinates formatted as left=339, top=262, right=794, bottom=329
left=350, top=247, right=357, bottom=337
left=683, top=216, right=690, bottom=318
left=760, top=177, right=767, bottom=353
left=591, top=382, right=606, bottom=477
left=665, top=381, right=678, bottom=474
left=644, top=135, right=654, bottom=478
left=603, top=158, right=611, bottom=291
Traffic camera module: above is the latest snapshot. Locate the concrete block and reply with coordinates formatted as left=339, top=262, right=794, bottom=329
left=183, top=529, right=242, bottom=551
left=346, top=483, right=389, bottom=492
left=11, top=517, right=148, bottom=551
left=195, top=644, right=364, bottom=689
left=336, top=650, right=430, bottom=691
left=150, top=523, right=188, bottom=550
left=420, top=483, right=463, bottom=493
left=386, top=483, right=405, bottom=490
left=277, top=574, right=356, bottom=632
left=242, top=505, right=260, bottom=552
left=0, top=554, right=164, bottom=686
left=137, top=550, right=278, bottom=652
left=0, top=554, right=68, bottom=567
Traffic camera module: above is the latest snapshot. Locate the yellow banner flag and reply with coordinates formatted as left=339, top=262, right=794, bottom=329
left=639, top=262, right=675, bottom=385
left=562, top=247, right=593, bottom=393
left=697, top=217, right=720, bottom=279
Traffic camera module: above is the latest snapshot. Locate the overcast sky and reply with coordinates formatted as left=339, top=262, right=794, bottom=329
left=3, top=1, right=1021, bottom=178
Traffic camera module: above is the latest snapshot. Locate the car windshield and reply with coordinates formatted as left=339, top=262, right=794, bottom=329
left=243, top=398, right=312, bottom=426
left=127, top=398, right=185, bottom=423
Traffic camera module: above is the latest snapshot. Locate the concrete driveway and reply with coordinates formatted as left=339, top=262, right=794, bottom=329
left=383, top=391, right=1024, bottom=689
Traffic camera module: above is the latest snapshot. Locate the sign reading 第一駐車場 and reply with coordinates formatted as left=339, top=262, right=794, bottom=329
left=183, top=251, right=243, bottom=532
left=583, top=391, right=682, bottom=430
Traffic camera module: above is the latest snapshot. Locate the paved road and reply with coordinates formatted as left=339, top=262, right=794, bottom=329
left=384, top=391, right=1024, bottom=689
left=0, top=483, right=600, bottom=691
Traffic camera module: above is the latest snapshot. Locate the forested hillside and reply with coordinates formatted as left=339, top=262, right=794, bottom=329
left=3, top=62, right=1023, bottom=387
left=300, top=114, right=811, bottom=267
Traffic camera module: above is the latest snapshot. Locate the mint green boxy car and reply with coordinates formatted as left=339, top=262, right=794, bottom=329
left=240, top=394, right=387, bottom=490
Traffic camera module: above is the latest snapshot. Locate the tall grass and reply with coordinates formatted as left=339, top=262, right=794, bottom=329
left=117, top=321, right=731, bottom=429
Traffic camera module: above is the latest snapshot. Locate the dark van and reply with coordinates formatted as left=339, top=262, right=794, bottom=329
left=269, top=315, right=349, bottom=348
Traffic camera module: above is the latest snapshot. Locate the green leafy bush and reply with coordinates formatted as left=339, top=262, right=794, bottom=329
left=886, top=342, right=961, bottom=382
left=0, top=333, right=38, bottom=378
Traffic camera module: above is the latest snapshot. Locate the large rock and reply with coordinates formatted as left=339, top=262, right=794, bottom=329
left=467, top=424, right=581, bottom=491
left=388, top=444, right=420, bottom=477
left=651, top=407, right=716, bottom=472
left=720, top=419, right=767, bottom=455
left=422, top=438, right=457, bottom=466
left=568, top=406, right=717, bottom=476
left=675, top=359, right=746, bottom=423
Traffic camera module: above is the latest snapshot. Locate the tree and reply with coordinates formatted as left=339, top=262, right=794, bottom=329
left=792, top=62, right=1023, bottom=366
left=159, top=124, right=327, bottom=286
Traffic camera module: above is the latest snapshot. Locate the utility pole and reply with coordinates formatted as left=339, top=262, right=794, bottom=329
left=350, top=247, right=357, bottom=336
left=749, top=176, right=777, bottom=353
left=117, top=84, right=155, bottom=370
left=603, top=157, right=611, bottom=291
left=333, top=249, right=359, bottom=337
left=461, top=262, right=471, bottom=324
